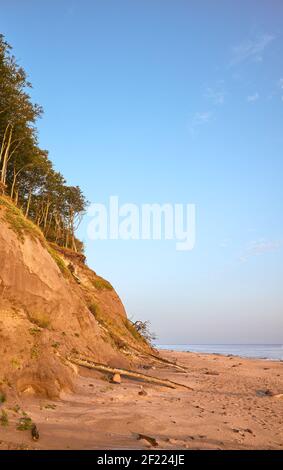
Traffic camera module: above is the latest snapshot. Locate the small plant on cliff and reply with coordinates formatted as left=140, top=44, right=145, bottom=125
left=30, top=345, right=39, bottom=359
left=0, top=409, right=9, bottom=426
left=47, top=246, right=71, bottom=278
left=0, top=35, right=87, bottom=252
left=29, top=327, right=41, bottom=336
left=0, top=197, right=44, bottom=243
left=92, top=276, right=113, bottom=291
left=0, top=391, right=6, bottom=404
left=27, top=311, right=50, bottom=329
left=17, top=415, right=33, bottom=431
left=89, top=302, right=101, bottom=318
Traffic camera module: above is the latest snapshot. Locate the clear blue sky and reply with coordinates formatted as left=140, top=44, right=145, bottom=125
left=1, top=0, right=283, bottom=343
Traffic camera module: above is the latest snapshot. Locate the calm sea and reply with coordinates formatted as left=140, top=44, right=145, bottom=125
left=157, top=344, right=283, bottom=361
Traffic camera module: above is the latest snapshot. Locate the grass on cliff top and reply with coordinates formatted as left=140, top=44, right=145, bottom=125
left=0, top=409, right=9, bottom=427
left=124, top=318, right=146, bottom=343
left=27, top=311, right=50, bottom=329
left=0, top=196, right=44, bottom=244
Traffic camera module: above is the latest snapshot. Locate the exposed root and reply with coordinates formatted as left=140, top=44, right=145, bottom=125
left=67, top=355, right=193, bottom=390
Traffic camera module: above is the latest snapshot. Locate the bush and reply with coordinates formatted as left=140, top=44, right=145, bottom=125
left=0, top=409, right=9, bottom=426
left=17, top=415, right=33, bottom=431
left=92, top=276, right=113, bottom=291
left=0, top=391, right=6, bottom=404
left=0, top=196, right=44, bottom=243
left=27, top=311, right=50, bottom=329
left=132, top=320, right=157, bottom=344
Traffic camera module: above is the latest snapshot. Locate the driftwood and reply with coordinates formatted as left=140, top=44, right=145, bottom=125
left=123, top=344, right=188, bottom=372
left=137, top=434, right=158, bottom=447
left=142, top=351, right=188, bottom=372
left=68, top=355, right=192, bottom=390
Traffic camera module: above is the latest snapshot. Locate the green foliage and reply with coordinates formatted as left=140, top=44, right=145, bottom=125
left=0, top=34, right=87, bottom=253
left=11, top=405, right=21, bottom=414
left=0, top=409, right=9, bottom=426
left=92, top=276, right=113, bottom=291
left=89, top=303, right=129, bottom=350
left=89, top=302, right=101, bottom=318
left=0, top=391, right=6, bottom=403
left=0, top=196, right=44, bottom=243
left=30, top=345, right=39, bottom=359
left=44, top=404, right=56, bottom=410
left=131, top=320, right=157, bottom=344
left=11, top=358, right=21, bottom=369
left=29, top=327, right=41, bottom=336
left=17, top=415, right=33, bottom=431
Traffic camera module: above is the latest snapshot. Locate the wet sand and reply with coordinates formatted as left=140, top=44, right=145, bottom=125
left=0, top=351, right=283, bottom=450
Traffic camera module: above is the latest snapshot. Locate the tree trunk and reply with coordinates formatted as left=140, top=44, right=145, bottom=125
left=43, top=201, right=51, bottom=233
left=68, top=355, right=193, bottom=390
left=25, top=190, right=32, bottom=218
left=1, top=125, right=13, bottom=185
left=15, top=189, right=19, bottom=206
left=10, top=167, right=17, bottom=199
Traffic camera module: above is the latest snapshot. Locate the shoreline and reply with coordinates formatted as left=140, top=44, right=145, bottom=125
left=160, top=348, right=283, bottom=362
left=157, top=346, right=283, bottom=362
left=0, top=350, right=282, bottom=450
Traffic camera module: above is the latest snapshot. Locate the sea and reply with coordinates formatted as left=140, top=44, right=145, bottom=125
left=157, top=344, right=283, bottom=361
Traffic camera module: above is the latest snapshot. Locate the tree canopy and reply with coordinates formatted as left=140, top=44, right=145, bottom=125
left=0, top=34, right=87, bottom=252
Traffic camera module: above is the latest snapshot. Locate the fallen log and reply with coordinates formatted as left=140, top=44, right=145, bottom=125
left=141, top=351, right=188, bottom=372
left=67, top=355, right=193, bottom=390
left=123, top=344, right=188, bottom=372
left=137, top=434, right=158, bottom=447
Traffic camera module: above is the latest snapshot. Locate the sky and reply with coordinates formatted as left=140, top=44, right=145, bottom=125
left=1, top=0, right=283, bottom=344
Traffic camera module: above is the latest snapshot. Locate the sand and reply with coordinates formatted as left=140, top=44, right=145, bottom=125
left=0, top=350, right=282, bottom=450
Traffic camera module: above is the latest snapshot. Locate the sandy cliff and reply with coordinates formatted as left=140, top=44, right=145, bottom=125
left=0, top=196, right=152, bottom=399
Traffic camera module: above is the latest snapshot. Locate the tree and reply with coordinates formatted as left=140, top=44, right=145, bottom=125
left=133, top=321, right=157, bottom=344
left=0, top=34, right=87, bottom=253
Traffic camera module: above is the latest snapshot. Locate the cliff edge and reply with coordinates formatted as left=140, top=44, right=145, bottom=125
left=0, top=196, right=153, bottom=399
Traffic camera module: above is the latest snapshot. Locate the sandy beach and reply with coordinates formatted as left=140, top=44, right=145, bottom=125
left=0, top=350, right=282, bottom=450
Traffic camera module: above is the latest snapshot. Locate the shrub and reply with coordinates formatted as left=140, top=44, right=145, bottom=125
left=47, top=246, right=71, bottom=278
left=92, top=276, right=113, bottom=291
left=27, top=311, right=50, bottom=329
left=0, top=391, right=6, bottom=404
left=89, top=302, right=100, bottom=318
left=30, top=345, right=39, bottom=359
left=0, top=197, right=44, bottom=243
left=0, top=409, right=9, bottom=427
left=17, top=415, right=33, bottom=431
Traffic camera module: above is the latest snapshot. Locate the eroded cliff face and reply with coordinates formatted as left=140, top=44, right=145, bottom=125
left=0, top=196, right=151, bottom=399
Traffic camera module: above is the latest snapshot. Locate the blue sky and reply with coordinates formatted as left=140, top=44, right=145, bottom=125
left=1, top=0, right=283, bottom=343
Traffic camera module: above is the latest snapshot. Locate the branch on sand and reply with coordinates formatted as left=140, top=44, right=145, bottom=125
left=141, top=351, right=188, bottom=372
left=67, top=355, right=193, bottom=390
left=122, top=344, right=188, bottom=372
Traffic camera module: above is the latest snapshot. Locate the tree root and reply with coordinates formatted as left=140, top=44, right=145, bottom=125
left=67, top=355, right=193, bottom=390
